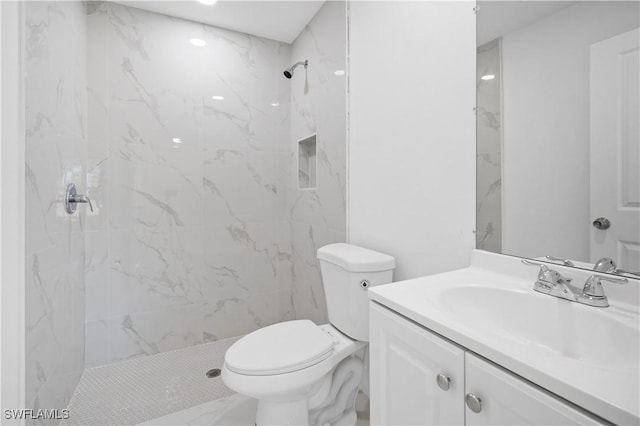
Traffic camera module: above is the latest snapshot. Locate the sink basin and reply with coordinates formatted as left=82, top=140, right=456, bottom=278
left=439, top=285, right=639, bottom=370
left=368, top=250, right=640, bottom=424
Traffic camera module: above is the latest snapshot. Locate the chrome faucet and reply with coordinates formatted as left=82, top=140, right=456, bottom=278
left=522, top=259, right=628, bottom=308
left=592, top=257, right=640, bottom=277
left=593, top=257, right=616, bottom=273
left=523, top=260, right=576, bottom=302
left=577, top=274, right=628, bottom=307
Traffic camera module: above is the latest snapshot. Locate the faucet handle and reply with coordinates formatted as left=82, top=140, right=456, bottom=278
left=545, top=255, right=574, bottom=267
left=583, top=275, right=628, bottom=298
left=521, top=259, right=571, bottom=286
left=613, top=268, right=640, bottom=278
left=79, top=195, right=94, bottom=213
left=64, top=183, right=94, bottom=214
left=538, top=266, right=572, bottom=286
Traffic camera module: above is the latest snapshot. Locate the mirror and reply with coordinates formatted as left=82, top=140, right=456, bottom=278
left=476, top=1, right=640, bottom=276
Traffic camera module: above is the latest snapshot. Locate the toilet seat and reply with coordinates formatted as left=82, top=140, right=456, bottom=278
left=225, top=320, right=334, bottom=376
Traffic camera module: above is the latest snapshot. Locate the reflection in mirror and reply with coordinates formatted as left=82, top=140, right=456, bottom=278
left=476, top=1, right=640, bottom=276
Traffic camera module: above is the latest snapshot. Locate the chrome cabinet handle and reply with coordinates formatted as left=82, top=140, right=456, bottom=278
left=465, top=393, right=482, bottom=413
left=64, top=183, right=94, bottom=214
left=436, top=373, right=451, bottom=391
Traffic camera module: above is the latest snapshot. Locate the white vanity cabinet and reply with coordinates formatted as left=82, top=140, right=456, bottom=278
left=370, top=303, right=604, bottom=426
left=369, top=301, right=465, bottom=425
left=464, top=353, right=601, bottom=425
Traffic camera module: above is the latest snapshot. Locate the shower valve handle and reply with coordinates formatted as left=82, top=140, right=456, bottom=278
left=64, top=183, right=94, bottom=214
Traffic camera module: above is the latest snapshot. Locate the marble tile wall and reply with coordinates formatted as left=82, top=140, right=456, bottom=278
left=24, top=1, right=88, bottom=421
left=282, top=2, right=348, bottom=324
left=85, top=2, right=293, bottom=366
left=476, top=39, right=502, bottom=253
left=83, top=1, right=346, bottom=366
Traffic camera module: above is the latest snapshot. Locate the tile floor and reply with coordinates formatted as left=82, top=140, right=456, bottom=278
left=143, top=391, right=370, bottom=426
left=62, top=335, right=369, bottom=425
left=62, top=337, right=239, bottom=425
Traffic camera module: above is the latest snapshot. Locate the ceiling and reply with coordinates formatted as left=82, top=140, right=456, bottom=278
left=112, top=0, right=325, bottom=44
left=477, top=1, right=577, bottom=46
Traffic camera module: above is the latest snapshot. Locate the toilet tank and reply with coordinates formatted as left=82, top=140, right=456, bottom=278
left=317, top=243, right=395, bottom=342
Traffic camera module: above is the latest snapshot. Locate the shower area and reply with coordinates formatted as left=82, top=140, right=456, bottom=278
left=23, top=1, right=347, bottom=423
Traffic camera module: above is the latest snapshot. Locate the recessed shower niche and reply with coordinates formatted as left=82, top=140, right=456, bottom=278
left=298, top=134, right=317, bottom=189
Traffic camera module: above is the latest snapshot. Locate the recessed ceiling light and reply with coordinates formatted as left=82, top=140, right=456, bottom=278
left=334, top=70, right=345, bottom=76
left=271, top=102, right=280, bottom=107
left=212, top=95, right=224, bottom=100
left=481, top=74, right=495, bottom=81
left=190, top=38, right=206, bottom=47
left=172, top=138, right=182, bottom=144
left=197, top=0, right=217, bottom=4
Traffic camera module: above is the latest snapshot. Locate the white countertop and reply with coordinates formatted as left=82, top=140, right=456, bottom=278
left=368, top=250, right=640, bottom=425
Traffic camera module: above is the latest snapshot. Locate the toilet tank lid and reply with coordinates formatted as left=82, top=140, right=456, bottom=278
left=317, top=243, right=395, bottom=272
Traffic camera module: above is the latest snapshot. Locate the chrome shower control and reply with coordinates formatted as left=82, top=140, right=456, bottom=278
left=64, top=183, right=94, bottom=214
left=436, top=373, right=451, bottom=391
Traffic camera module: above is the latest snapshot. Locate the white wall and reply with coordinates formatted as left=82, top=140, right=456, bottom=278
left=502, top=2, right=639, bottom=261
left=348, top=1, right=476, bottom=281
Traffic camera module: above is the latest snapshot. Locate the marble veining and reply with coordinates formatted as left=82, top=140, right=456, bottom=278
left=476, top=39, right=503, bottom=253
left=85, top=2, right=289, bottom=366
left=81, top=0, right=346, bottom=369
left=285, top=2, right=347, bottom=323
left=24, top=1, right=88, bottom=422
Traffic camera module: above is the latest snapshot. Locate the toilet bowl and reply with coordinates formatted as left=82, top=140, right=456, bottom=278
left=222, top=244, right=395, bottom=426
left=222, top=321, right=366, bottom=425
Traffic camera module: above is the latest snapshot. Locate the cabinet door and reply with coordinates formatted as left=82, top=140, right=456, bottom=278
left=369, top=303, right=465, bottom=425
left=465, top=353, right=603, bottom=425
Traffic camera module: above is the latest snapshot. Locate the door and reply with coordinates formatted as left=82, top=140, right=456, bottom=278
left=369, top=302, right=465, bottom=425
left=590, top=28, right=640, bottom=271
left=464, top=353, right=602, bottom=425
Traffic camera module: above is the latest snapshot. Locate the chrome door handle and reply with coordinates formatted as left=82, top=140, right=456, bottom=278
left=592, top=217, right=611, bottom=230
left=64, top=183, right=94, bottom=214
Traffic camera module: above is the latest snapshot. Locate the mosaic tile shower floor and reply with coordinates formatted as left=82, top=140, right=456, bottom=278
left=62, top=337, right=240, bottom=425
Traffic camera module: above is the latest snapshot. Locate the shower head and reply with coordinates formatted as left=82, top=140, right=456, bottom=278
left=284, top=60, right=308, bottom=79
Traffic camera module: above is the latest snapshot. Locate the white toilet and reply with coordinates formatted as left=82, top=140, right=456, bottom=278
left=222, top=243, right=395, bottom=426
